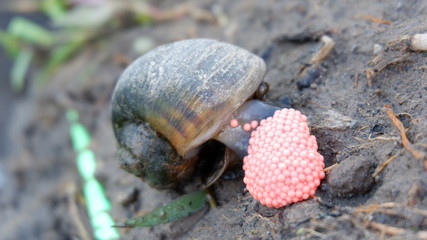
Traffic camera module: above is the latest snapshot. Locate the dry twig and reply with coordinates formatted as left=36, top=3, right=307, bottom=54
left=359, top=15, right=393, bottom=25
left=309, top=35, right=336, bottom=64
left=354, top=202, right=427, bottom=239
left=405, top=33, right=427, bottom=51
left=365, top=54, right=410, bottom=87
left=407, top=182, right=424, bottom=205
left=66, top=183, right=92, bottom=240
left=372, top=153, right=399, bottom=177
left=354, top=71, right=359, bottom=88
left=355, top=202, right=427, bottom=217
left=366, top=221, right=427, bottom=239
left=384, top=105, right=425, bottom=168
left=323, top=163, right=338, bottom=173
left=366, top=221, right=404, bottom=236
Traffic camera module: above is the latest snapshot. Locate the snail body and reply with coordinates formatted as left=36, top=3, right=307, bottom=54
left=112, top=39, right=278, bottom=188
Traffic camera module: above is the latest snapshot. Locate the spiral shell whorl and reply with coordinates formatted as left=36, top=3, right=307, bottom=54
left=112, top=38, right=266, bottom=156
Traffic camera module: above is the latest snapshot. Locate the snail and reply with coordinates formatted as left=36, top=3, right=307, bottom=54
left=112, top=39, right=279, bottom=189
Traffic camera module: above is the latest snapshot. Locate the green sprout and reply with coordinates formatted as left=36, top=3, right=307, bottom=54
left=114, top=190, right=209, bottom=228
left=0, top=0, right=158, bottom=92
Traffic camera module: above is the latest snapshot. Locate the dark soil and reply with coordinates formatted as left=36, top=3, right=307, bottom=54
left=1, top=0, right=426, bottom=239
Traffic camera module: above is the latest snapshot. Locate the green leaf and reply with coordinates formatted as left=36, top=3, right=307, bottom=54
left=40, top=0, right=67, bottom=20
left=46, top=39, right=84, bottom=71
left=53, top=4, right=114, bottom=29
left=8, top=17, right=55, bottom=47
left=10, top=48, right=33, bottom=92
left=35, top=38, right=85, bottom=85
left=113, top=190, right=208, bottom=228
left=0, top=30, right=21, bottom=57
left=134, top=12, right=155, bottom=25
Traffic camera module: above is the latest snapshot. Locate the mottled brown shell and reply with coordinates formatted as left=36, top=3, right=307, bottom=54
left=112, top=39, right=266, bottom=156
left=111, top=39, right=267, bottom=188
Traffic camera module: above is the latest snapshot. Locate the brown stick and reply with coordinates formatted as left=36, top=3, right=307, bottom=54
left=309, top=35, right=336, bottom=64
left=323, top=163, right=337, bottom=173
left=384, top=104, right=425, bottom=163
left=355, top=202, right=427, bottom=216
left=372, top=153, right=398, bottom=177
left=359, top=15, right=393, bottom=25
left=366, top=221, right=405, bottom=236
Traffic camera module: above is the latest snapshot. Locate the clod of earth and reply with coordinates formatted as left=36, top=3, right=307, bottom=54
left=327, top=156, right=375, bottom=196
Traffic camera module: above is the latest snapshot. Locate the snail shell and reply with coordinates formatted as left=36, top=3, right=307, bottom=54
left=112, top=38, right=266, bottom=188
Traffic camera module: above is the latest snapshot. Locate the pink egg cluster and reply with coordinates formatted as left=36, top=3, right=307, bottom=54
left=243, top=108, right=325, bottom=208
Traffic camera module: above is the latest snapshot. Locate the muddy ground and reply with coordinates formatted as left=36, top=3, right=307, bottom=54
left=1, top=0, right=427, bottom=239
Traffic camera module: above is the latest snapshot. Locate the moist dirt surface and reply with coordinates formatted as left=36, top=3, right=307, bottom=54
left=1, top=1, right=427, bottom=239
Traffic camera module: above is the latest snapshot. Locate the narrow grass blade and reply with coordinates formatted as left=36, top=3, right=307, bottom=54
left=113, top=190, right=207, bottom=228
left=8, top=17, right=54, bottom=47
left=10, top=48, right=33, bottom=92
left=0, top=30, right=20, bottom=57
left=40, top=0, right=67, bottom=20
